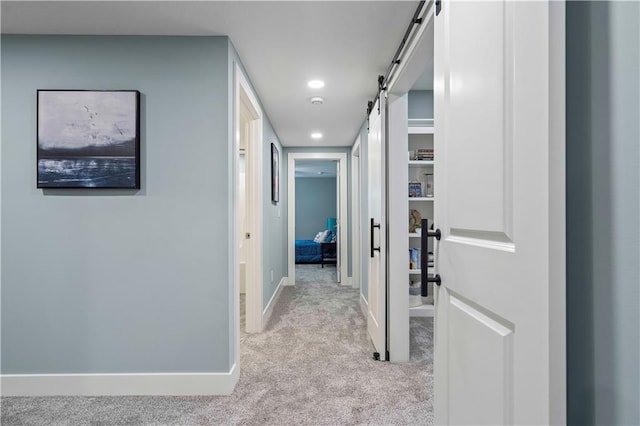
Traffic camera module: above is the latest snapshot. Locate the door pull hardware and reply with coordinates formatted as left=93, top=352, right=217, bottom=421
left=421, top=219, right=442, bottom=296
left=370, top=218, right=381, bottom=258
left=422, top=274, right=442, bottom=296
left=427, top=228, right=441, bottom=241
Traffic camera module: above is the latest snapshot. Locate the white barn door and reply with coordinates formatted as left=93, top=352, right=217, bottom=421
left=336, top=160, right=341, bottom=283
left=433, top=1, right=566, bottom=424
left=367, top=97, right=387, bottom=360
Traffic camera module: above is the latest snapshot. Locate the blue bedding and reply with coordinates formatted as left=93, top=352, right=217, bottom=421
left=295, top=240, right=322, bottom=263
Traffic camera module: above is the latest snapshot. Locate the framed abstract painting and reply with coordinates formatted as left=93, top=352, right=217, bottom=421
left=37, top=90, right=141, bottom=189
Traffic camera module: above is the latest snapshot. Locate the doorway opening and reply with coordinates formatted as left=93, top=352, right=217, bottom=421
left=294, top=159, right=339, bottom=284
left=234, top=64, right=263, bottom=343
left=287, top=153, right=348, bottom=286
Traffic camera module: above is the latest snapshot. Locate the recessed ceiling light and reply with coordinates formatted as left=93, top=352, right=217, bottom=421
left=311, top=132, right=323, bottom=139
left=310, top=96, right=324, bottom=105
left=307, top=80, right=325, bottom=89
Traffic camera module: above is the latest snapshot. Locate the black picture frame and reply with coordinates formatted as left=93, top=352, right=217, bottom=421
left=37, top=89, right=141, bottom=189
left=271, top=143, right=279, bottom=203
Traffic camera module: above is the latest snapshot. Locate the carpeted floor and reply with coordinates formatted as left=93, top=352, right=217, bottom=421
left=1, top=265, right=433, bottom=425
left=295, top=263, right=337, bottom=284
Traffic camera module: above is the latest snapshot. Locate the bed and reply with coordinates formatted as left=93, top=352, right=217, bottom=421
left=295, top=240, right=322, bottom=264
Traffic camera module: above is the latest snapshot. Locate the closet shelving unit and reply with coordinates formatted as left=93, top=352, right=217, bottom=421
left=408, top=118, right=435, bottom=317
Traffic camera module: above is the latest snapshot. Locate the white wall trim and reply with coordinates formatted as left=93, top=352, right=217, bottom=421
left=262, top=276, right=286, bottom=328
left=233, top=63, right=264, bottom=343
left=1, top=364, right=239, bottom=396
left=351, top=137, right=362, bottom=291
left=287, top=152, right=349, bottom=284
left=341, top=276, right=353, bottom=288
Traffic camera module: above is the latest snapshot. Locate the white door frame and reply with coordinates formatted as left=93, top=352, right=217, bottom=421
left=382, top=1, right=434, bottom=363
left=351, top=138, right=361, bottom=290
left=233, top=63, right=264, bottom=348
left=287, top=152, right=348, bottom=284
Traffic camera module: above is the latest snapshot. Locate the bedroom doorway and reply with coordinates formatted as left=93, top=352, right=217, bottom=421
left=294, top=160, right=339, bottom=284
left=287, top=152, right=348, bottom=286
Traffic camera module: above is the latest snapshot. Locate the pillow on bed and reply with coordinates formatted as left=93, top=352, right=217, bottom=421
left=313, top=230, right=329, bottom=243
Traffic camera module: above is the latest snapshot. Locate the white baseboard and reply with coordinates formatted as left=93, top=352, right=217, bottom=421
left=360, top=293, right=369, bottom=318
left=1, top=363, right=239, bottom=396
left=262, top=276, right=286, bottom=329
left=340, top=276, right=353, bottom=287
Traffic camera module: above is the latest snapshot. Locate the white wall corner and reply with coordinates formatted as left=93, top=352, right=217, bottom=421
left=1, top=364, right=239, bottom=396
left=341, top=276, right=353, bottom=287
left=262, top=276, right=286, bottom=329
left=283, top=276, right=294, bottom=286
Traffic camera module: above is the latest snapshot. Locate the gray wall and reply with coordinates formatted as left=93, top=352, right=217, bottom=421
left=295, top=177, right=337, bottom=240
left=227, top=41, right=287, bottom=311
left=567, top=2, right=640, bottom=425
left=1, top=36, right=233, bottom=373
left=407, top=90, right=433, bottom=120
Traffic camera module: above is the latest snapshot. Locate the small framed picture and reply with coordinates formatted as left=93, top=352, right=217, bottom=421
left=271, top=143, right=279, bottom=203
left=408, top=181, right=422, bottom=198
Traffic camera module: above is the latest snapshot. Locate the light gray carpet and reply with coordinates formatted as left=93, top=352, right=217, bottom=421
left=2, top=266, right=433, bottom=425
left=295, top=263, right=337, bottom=284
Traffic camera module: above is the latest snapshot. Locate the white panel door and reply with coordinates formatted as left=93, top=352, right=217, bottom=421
left=433, top=1, right=565, bottom=424
left=367, top=97, right=386, bottom=360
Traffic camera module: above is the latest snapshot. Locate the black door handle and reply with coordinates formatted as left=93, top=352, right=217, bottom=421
left=370, top=218, right=381, bottom=258
left=421, top=218, right=442, bottom=296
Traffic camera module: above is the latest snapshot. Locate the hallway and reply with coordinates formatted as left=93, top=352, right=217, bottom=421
left=2, top=270, right=433, bottom=425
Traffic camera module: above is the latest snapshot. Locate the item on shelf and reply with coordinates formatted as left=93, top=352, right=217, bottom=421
left=409, top=209, right=422, bottom=233
left=427, top=251, right=434, bottom=267
left=423, top=173, right=434, bottom=197
left=416, top=148, right=434, bottom=161
left=408, top=181, right=422, bottom=198
left=409, top=248, right=421, bottom=270
left=408, top=150, right=416, bottom=161
left=409, top=282, right=422, bottom=307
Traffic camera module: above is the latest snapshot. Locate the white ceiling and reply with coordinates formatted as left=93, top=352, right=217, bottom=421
left=295, top=160, right=337, bottom=178
left=1, top=1, right=420, bottom=147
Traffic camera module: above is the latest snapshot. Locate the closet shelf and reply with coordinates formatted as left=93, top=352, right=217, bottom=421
left=409, top=197, right=435, bottom=202
left=408, top=160, right=434, bottom=166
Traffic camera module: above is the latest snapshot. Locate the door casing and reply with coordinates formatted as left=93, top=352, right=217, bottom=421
left=233, top=63, right=264, bottom=355
left=287, top=152, right=349, bottom=285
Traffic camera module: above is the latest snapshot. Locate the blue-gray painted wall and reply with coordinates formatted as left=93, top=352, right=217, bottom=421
left=567, top=2, right=640, bottom=425
left=407, top=90, right=433, bottom=119
left=1, top=35, right=232, bottom=373
left=295, top=177, right=337, bottom=240
left=1, top=35, right=288, bottom=376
